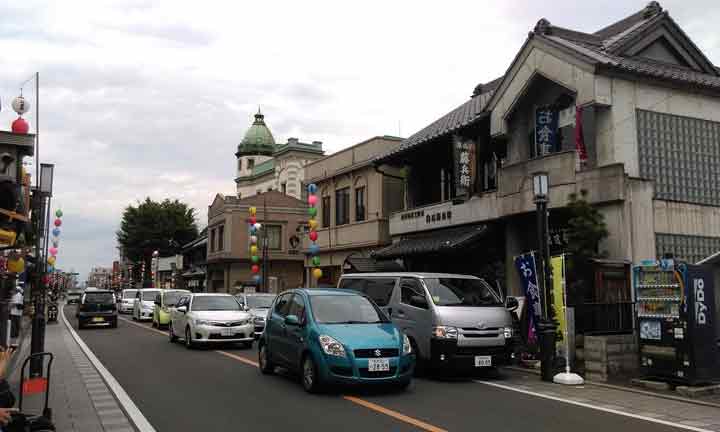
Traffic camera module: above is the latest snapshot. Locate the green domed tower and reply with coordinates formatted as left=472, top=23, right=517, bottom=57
left=236, top=109, right=276, bottom=157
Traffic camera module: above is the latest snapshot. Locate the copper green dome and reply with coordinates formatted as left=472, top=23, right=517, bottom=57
left=236, top=109, right=276, bottom=157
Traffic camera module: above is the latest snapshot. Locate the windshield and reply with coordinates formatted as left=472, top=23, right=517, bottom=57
left=191, top=296, right=241, bottom=311
left=163, top=291, right=186, bottom=307
left=310, top=295, right=387, bottom=324
left=122, top=290, right=137, bottom=299
left=84, top=292, right=114, bottom=304
left=425, top=278, right=502, bottom=307
left=246, top=295, right=275, bottom=309
left=142, top=291, right=159, bottom=301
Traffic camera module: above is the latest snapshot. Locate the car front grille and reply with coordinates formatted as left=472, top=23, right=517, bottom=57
left=353, top=348, right=399, bottom=358
left=358, top=367, right=397, bottom=378
left=210, top=321, right=246, bottom=327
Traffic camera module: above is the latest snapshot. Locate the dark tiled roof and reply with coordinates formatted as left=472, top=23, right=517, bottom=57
left=373, top=224, right=489, bottom=260
left=343, top=256, right=404, bottom=273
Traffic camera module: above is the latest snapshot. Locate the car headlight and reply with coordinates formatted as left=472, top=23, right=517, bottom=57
left=318, top=335, right=346, bottom=357
left=402, top=334, right=412, bottom=355
left=195, top=319, right=211, bottom=326
left=432, top=326, right=458, bottom=339
left=504, top=327, right=513, bottom=339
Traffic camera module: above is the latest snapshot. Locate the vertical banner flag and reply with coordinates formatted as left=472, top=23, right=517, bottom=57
left=514, top=252, right=542, bottom=345
left=453, top=135, right=475, bottom=197
left=551, top=255, right=568, bottom=354
left=535, top=106, right=559, bottom=156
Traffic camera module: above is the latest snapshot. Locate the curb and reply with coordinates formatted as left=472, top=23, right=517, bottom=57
left=503, top=366, right=720, bottom=409
left=61, top=304, right=157, bottom=432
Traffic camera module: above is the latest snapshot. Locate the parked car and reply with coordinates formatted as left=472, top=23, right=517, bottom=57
left=259, top=289, right=415, bottom=393
left=118, top=289, right=138, bottom=314
left=236, top=293, right=276, bottom=338
left=133, top=288, right=161, bottom=321
left=168, top=293, right=254, bottom=349
left=337, top=273, right=518, bottom=374
left=77, top=290, right=118, bottom=329
left=153, top=289, right=190, bottom=328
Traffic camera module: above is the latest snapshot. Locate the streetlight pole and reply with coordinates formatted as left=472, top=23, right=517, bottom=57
left=533, top=171, right=556, bottom=382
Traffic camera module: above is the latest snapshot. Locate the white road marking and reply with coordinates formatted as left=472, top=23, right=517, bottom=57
left=61, top=305, right=157, bottom=432
left=474, top=380, right=716, bottom=432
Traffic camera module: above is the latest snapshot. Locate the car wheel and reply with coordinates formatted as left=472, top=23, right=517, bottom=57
left=151, top=319, right=156, bottom=328
left=409, top=338, right=427, bottom=377
left=243, top=341, right=253, bottom=349
left=301, top=355, right=323, bottom=393
left=111, top=319, right=118, bottom=329
left=259, top=344, right=274, bottom=375
left=168, top=323, right=178, bottom=343
left=185, top=326, right=194, bottom=349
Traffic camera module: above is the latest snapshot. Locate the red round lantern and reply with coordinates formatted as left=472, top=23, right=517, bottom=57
left=249, top=216, right=257, bottom=225
left=309, top=231, right=318, bottom=242
left=42, top=275, right=50, bottom=285
left=251, top=264, right=260, bottom=274
left=12, top=117, right=29, bottom=134
left=54, top=219, right=62, bottom=227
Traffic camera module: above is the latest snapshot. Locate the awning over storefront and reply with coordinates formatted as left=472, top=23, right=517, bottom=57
left=373, top=224, right=489, bottom=260
left=342, top=255, right=405, bottom=273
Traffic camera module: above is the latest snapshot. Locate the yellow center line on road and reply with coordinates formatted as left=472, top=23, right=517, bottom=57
left=117, top=315, right=447, bottom=432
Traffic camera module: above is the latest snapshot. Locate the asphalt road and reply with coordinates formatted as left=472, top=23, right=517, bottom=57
left=64, top=305, right=692, bottom=432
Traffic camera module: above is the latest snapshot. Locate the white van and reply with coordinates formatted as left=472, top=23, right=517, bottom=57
left=337, top=272, right=518, bottom=373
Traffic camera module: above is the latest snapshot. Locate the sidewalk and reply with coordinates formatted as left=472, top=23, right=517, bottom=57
left=494, top=368, right=720, bottom=431
left=9, top=308, right=137, bottom=432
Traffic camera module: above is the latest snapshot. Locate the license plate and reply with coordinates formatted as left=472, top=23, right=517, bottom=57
left=92, top=317, right=105, bottom=323
left=368, top=358, right=390, bottom=372
left=475, top=356, right=492, bottom=367
left=221, top=328, right=235, bottom=336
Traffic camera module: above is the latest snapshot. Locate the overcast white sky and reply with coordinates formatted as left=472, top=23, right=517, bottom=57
left=0, top=0, right=717, bottom=280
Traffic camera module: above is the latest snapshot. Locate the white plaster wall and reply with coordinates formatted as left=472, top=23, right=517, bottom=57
left=236, top=155, right=272, bottom=178
left=237, top=176, right=275, bottom=199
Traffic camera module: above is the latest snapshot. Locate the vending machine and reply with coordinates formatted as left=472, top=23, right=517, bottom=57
left=633, top=260, right=718, bottom=384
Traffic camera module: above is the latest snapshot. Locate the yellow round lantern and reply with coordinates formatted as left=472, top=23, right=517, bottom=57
left=249, top=207, right=257, bottom=216
left=312, top=268, right=323, bottom=279
left=250, top=245, right=258, bottom=255
left=7, top=257, right=25, bottom=273
left=47, top=256, right=56, bottom=266
left=308, top=219, right=318, bottom=230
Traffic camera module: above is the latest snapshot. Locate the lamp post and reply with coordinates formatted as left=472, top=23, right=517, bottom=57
left=532, top=171, right=556, bottom=382
left=152, top=250, right=159, bottom=288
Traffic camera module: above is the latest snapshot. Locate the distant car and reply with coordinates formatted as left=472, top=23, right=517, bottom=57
left=118, top=289, right=138, bottom=314
left=77, top=290, right=118, bottom=329
left=66, top=292, right=82, bottom=305
left=259, top=289, right=414, bottom=393
left=168, top=293, right=254, bottom=349
left=153, top=289, right=190, bottom=328
left=133, top=289, right=161, bottom=321
left=235, top=293, right=276, bottom=338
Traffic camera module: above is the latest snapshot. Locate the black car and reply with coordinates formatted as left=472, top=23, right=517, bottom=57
left=77, top=290, right=118, bottom=329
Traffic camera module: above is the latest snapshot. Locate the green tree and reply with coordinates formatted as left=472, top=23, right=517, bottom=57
left=566, top=189, right=608, bottom=260
left=116, top=198, right=199, bottom=285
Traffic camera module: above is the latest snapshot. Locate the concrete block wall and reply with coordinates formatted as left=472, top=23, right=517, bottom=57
left=583, top=334, right=638, bottom=382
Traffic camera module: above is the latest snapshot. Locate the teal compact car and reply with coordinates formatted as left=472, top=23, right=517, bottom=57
left=258, top=289, right=415, bottom=393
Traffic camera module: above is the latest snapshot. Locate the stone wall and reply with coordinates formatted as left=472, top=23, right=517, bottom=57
left=583, top=334, right=638, bottom=382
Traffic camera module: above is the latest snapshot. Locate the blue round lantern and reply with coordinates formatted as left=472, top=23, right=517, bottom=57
left=253, top=275, right=262, bottom=284
left=307, top=183, right=318, bottom=194
left=52, top=228, right=61, bottom=237
left=309, top=244, right=320, bottom=255
left=250, top=226, right=257, bottom=235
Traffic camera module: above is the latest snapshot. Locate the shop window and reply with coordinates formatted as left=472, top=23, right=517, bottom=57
left=266, top=225, right=282, bottom=250
left=322, top=196, right=331, bottom=227
left=248, top=158, right=255, bottom=170
left=355, top=187, right=366, bottom=222
left=218, top=225, right=224, bottom=251
left=481, top=156, right=497, bottom=192
left=335, top=187, right=350, bottom=225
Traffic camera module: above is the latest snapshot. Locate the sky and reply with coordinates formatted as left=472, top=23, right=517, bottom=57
left=0, top=0, right=718, bottom=281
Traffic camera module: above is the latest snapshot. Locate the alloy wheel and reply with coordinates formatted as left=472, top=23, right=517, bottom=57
left=303, top=358, right=314, bottom=391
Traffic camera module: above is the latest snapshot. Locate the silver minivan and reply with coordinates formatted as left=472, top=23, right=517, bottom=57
left=337, top=272, right=518, bottom=372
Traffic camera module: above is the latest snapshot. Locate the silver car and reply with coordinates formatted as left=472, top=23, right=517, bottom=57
left=169, top=293, right=254, bottom=348
left=235, top=293, right=276, bottom=339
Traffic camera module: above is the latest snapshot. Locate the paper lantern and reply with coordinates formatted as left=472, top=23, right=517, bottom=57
left=47, top=256, right=56, bottom=266
left=309, top=231, right=318, bottom=242
left=254, top=223, right=262, bottom=230
left=251, top=255, right=260, bottom=264
left=12, top=96, right=30, bottom=115
left=312, top=256, right=321, bottom=266
left=249, top=207, right=257, bottom=216
left=307, top=183, right=318, bottom=194
left=49, top=247, right=58, bottom=256
left=250, top=226, right=257, bottom=235
left=251, top=265, right=260, bottom=274
left=12, top=117, right=29, bottom=134
left=250, top=245, right=258, bottom=255
left=312, top=268, right=323, bottom=279
left=253, top=275, right=261, bottom=283
left=308, top=195, right=317, bottom=206
left=249, top=216, right=257, bottom=225
left=308, top=207, right=317, bottom=217
left=7, top=257, right=24, bottom=273
left=309, top=244, right=320, bottom=255
left=308, top=219, right=318, bottom=230
left=42, top=275, right=50, bottom=285
left=47, top=265, right=54, bottom=273
left=52, top=228, right=61, bottom=237
left=55, top=209, right=63, bottom=218
left=250, top=235, right=258, bottom=244
left=54, top=219, right=62, bottom=227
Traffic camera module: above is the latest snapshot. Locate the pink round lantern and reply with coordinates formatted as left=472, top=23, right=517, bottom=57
left=49, top=247, right=58, bottom=256
left=308, top=195, right=318, bottom=206
left=249, top=216, right=257, bottom=225
left=54, top=218, right=62, bottom=227
left=309, top=231, right=318, bottom=242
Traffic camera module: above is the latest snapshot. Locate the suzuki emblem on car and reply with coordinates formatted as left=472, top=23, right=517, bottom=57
left=374, top=349, right=382, bottom=357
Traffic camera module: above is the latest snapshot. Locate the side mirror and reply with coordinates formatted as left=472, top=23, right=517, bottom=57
left=505, top=297, right=519, bottom=312
left=410, top=295, right=428, bottom=309
left=177, top=306, right=187, bottom=314
left=284, top=315, right=300, bottom=326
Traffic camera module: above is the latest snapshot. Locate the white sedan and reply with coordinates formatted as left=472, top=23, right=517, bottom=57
left=169, top=293, right=254, bottom=349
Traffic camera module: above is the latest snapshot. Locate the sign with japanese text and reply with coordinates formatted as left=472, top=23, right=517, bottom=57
left=514, top=252, right=541, bottom=345
left=535, top=107, right=559, bottom=156
left=453, top=136, right=475, bottom=197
